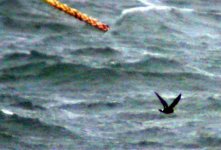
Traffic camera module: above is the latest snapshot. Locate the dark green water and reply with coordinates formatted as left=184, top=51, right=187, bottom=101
left=1, top=0, right=221, bottom=149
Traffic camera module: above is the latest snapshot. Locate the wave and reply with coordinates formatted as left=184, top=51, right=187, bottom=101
left=137, top=0, right=155, bottom=6
left=122, top=0, right=194, bottom=16
left=0, top=0, right=23, bottom=12
left=111, top=56, right=186, bottom=73
left=116, top=111, right=175, bottom=121
left=3, top=50, right=60, bottom=61
left=0, top=109, right=79, bottom=139
left=121, top=5, right=193, bottom=16
left=0, top=68, right=211, bottom=83
left=57, top=101, right=122, bottom=111
left=198, top=131, right=221, bottom=147
left=0, top=131, right=16, bottom=140
left=118, top=126, right=175, bottom=141
left=70, top=47, right=120, bottom=56
left=0, top=93, right=30, bottom=104
left=114, top=3, right=196, bottom=41
left=0, top=0, right=74, bottom=34
left=1, top=50, right=117, bottom=77
left=202, top=96, right=221, bottom=111
left=0, top=51, right=58, bottom=82
left=116, top=125, right=176, bottom=149
left=0, top=50, right=218, bottom=83
left=116, top=5, right=194, bottom=32
left=129, top=140, right=163, bottom=148
left=120, top=1, right=220, bottom=32
left=10, top=101, right=45, bottom=110
left=0, top=62, right=119, bottom=82
left=0, top=130, right=19, bottom=150
left=1, top=15, right=73, bottom=33
left=0, top=94, right=45, bottom=111
left=0, top=62, right=47, bottom=82
left=38, top=63, right=119, bottom=81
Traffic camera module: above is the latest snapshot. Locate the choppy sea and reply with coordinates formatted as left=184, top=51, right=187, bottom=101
left=1, top=0, right=221, bottom=149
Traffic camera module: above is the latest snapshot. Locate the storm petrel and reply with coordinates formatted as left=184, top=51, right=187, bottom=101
left=155, top=92, right=181, bottom=114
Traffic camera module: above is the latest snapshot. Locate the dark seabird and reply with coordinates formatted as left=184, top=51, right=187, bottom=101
left=155, top=92, right=181, bottom=114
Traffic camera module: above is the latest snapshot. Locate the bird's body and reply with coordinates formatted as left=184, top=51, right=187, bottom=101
left=155, top=92, right=181, bottom=114
left=159, top=108, right=174, bottom=114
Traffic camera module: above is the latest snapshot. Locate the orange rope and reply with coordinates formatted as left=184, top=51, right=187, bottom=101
left=44, top=0, right=110, bottom=32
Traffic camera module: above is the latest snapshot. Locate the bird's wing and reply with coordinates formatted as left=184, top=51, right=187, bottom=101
left=169, top=94, right=181, bottom=108
left=155, top=92, right=168, bottom=108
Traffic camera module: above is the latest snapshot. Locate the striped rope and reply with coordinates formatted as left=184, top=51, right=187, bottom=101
left=44, top=0, right=110, bottom=32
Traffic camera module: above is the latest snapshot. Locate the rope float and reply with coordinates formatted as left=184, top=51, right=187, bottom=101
left=44, top=0, right=110, bottom=32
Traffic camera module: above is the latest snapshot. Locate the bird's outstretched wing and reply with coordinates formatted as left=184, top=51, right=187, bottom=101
left=169, top=94, right=181, bottom=108
left=155, top=92, right=168, bottom=108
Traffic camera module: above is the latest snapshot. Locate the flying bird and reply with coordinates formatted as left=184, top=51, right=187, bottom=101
left=155, top=92, right=181, bottom=114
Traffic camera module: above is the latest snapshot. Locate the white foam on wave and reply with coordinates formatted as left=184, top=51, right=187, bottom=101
left=47, top=94, right=86, bottom=108
left=143, top=51, right=166, bottom=58
left=1, top=109, right=14, bottom=115
left=137, top=0, right=155, bottom=6
left=187, top=65, right=221, bottom=79
left=122, top=0, right=194, bottom=16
